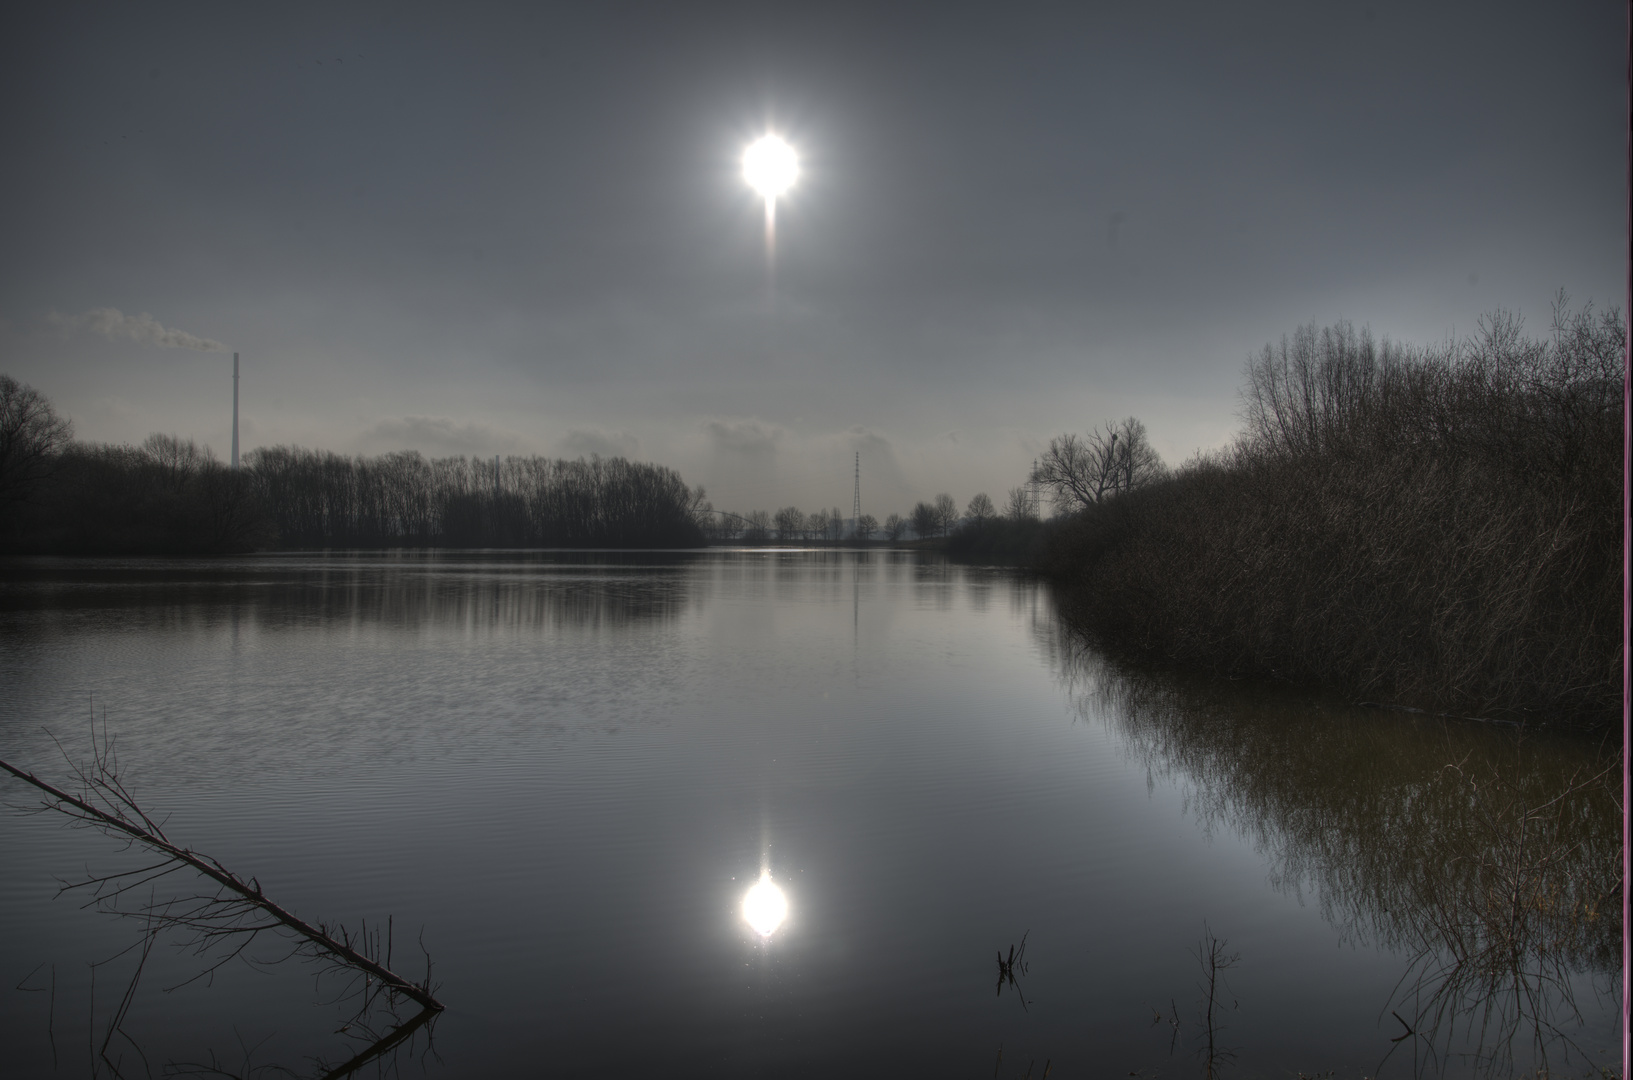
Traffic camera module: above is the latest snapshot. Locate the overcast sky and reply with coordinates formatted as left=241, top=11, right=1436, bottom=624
left=1, top=2, right=1623, bottom=515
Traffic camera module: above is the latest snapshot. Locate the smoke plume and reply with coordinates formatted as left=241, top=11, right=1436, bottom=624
left=52, top=307, right=228, bottom=351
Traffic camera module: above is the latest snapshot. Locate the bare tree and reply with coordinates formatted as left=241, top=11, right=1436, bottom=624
left=933, top=493, right=957, bottom=536
left=141, top=433, right=213, bottom=492
left=883, top=512, right=906, bottom=542
left=0, top=374, right=73, bottom=510
left=966, top=492, right=995, bottom=525
left=910, top=501, right=938, bottom=539
left=247, top=448, right=703, bottom=548
left=688, top=485, right=712, bottom=530
left=854, top=513, right=878, bottom=542
left=1033, top=417, right=1165, bottom=513
left=695, top=501, right=720, bottom=538
left=774, top=506, right=804, bottom=542
left=1005, top=485, right=1036, bottom=522
left=744, top=509, right=770, bottom=543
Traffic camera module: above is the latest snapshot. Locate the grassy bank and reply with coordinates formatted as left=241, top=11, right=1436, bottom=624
left=1037, top=300, right=1623, bottom=726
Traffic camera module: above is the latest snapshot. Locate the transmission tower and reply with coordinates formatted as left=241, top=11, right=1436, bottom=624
left=852, top=452, right=861, bottom=534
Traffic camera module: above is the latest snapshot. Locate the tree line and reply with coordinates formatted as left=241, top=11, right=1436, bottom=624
left=0, top=380, right=707, bottom=552
left=0, top=372, right=1043, bottom=553
left=700, top=489, right=1022, bottom=545
left=0, top=373, right=1076, bottom=555
left=248, top=447, right=704, bottom=548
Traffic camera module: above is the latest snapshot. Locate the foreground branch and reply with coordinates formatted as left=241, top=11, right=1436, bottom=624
left=0, top=750, right=444, bottom=1016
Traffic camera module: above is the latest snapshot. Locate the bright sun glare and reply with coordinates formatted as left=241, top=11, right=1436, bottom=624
left=741, top=135, right=799, bottom=202
left=742, top=872, right=788, bottom=936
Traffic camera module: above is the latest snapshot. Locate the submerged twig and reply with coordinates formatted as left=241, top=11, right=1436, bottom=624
left=2, top=728, right=444, bottom=1078
left=314, top=1003, right=439, bottom=1080
left=1193, top=923, right=1239, bottom=1079
left=994, top=931, right=1031, bottom=1011
left=0, top=748, right=443, bottom=1014
left=15, top=962, right=60, bottom=1069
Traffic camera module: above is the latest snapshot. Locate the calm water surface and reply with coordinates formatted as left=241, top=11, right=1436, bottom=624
left=0, top=551, right=1619, bottom=1078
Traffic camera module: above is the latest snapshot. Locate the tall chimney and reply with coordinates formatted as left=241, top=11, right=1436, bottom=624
left=231, top=352, right=240, bottom=470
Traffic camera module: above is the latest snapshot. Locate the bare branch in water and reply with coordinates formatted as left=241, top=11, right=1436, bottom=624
left=0, top=728, right=444, bottom=1077
left=994, top=931, right=1031, bottom=1011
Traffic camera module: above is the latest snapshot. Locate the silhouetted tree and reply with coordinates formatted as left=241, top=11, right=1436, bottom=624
left=966, top=492, right=995, bottom=524
left=694, top=498, right=720, bottom=539
left=774, top=506, right=803, bottom=542
left=884, top=513, right=906, bottom=542
left=854, top=513, right=878, bottom=541
left=933, top=493, right=958, bottom=537
left=0, top=374, right=73, bottom=515
left=1005, top=485, right=1036, bottom=522
left=1034, top=417, right=1165, bottom=512
left=910, top=501, right=937, bottom=539
left=19, top=435, right=268, bottom=553
left=246, top=448, right=703, bottom=548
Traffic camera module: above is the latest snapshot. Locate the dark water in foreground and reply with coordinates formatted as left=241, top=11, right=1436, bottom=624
left=0, top=551, right=1619, bottom=1078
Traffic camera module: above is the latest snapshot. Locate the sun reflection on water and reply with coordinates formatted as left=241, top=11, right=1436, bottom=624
left=742, top=872, right=788, bottom=936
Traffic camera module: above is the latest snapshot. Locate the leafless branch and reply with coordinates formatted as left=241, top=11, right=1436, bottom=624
left=1, top=729, right=444, bottom=1079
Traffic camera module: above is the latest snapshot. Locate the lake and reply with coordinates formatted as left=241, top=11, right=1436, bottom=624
left=0, top=550, right=1620, bottom=1078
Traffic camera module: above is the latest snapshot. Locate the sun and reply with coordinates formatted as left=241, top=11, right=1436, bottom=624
left=741, top=134, right=799, bottom=203
left=742, top=872, right=789, bottom=936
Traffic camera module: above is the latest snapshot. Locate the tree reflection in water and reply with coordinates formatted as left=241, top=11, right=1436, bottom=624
left=1040, top=619, right=1621, bottom=1077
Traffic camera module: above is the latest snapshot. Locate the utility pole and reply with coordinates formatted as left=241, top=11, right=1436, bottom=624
left=852, top=452, right=861, bottom=537
left=231, top=352, right=239, bottom=470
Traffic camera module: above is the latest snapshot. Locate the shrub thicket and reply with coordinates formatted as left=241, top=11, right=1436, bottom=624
left=946, top=516, right=1049, bottom=562
left=1039, top=297, right=1623, bottom=724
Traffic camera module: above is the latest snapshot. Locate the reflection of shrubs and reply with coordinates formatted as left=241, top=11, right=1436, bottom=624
left=1048, top=633, right=1622, bottom=1076
left=1388, top=753, right=1622, bottom=1077
left=1039, top=297, right=1622, bottom=724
